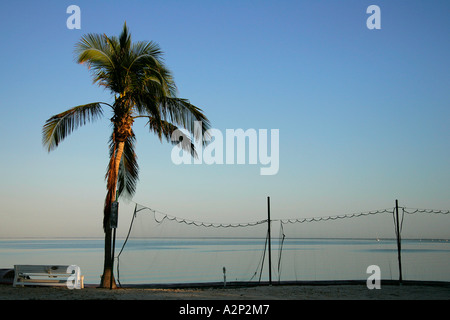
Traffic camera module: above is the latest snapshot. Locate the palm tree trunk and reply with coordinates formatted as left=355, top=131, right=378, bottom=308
left=100, top=140, right=125, bottom=288
left=101, top=226, right=115, bottom=288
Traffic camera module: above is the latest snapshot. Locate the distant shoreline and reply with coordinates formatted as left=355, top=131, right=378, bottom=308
left=1, top=237, right=449, bottom=240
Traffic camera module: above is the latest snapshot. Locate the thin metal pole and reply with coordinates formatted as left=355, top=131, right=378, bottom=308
left=267, top=196, right=272, bottom=285
left=395, top=199, right=403, bottom=284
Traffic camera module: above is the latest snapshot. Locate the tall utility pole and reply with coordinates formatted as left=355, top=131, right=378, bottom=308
left=267, top=196, right=272, bottom=285
left=395, top=199, right=403, bottom=284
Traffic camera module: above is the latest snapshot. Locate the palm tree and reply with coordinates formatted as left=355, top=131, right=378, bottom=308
left=42, top=22, right=210, bottom=288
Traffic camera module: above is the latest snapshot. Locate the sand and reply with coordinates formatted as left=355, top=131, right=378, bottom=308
left=1, top=283, right=447, bottom=318
left=1, top=282, right=449, bottom=300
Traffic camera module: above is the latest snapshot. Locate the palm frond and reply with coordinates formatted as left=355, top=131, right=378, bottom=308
left=119, top=22, right=132, bottom=52
left=75, top=33, right=122, bottom=91
left=162, top=97, right=211, bottom=144
left=42, top=103, right=104, bottom=152
left=75, top=33, right=114, bottom=70
left=106, top=131, right=139, bottom=200
left=146, top=117, right=198, bottom=158
left=131, top=41, right=163, bottom=61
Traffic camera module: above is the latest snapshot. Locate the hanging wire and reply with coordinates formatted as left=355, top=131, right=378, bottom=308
left=131, top=203, right=449, bottom=229
left=277, top=208, right=394, bottom=225
left=402, top=208, right=450, bottom=215
left=277, top=221, right=286, bottom=282
left=135, top=202, right=268, bottom=228
left=392, top=207, right=405, bottom=239
left=116, top=203, right=138, bottom=287
left=257, top=230, right=269, bottom=283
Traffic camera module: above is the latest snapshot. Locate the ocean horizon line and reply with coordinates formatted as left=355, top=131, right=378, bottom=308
left=0, top=236, right=449, bottom=241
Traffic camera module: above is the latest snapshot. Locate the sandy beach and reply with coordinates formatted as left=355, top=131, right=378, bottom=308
left=1, top=282, right=448, bottom=318
left=1, top=282, right=449, bottom=300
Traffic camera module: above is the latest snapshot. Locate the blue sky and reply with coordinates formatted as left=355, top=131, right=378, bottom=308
left=0, top=0, right=449, bottom=238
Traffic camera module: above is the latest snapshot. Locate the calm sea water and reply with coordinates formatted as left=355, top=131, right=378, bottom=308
left=0, top=238, right=449, bottom=285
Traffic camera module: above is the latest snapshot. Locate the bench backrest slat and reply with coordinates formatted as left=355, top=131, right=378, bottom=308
left=15, top=265, right=72, bottom=275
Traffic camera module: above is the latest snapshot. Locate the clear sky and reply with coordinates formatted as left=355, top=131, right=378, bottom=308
left=0, top=0, right=449, bottom=238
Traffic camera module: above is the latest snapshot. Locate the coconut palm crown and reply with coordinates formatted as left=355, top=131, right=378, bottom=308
left=42, top=22, right=210, bottom=287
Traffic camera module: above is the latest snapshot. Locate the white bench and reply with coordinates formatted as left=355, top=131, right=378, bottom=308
left=13, top=265, right=84, bottom=289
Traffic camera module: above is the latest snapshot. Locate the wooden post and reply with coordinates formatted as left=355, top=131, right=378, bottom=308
left=267, top=196, right=272, bottom=285
left=223, top=267, right=226, bottom=288
left=395, top=199, right=403, bottom=284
